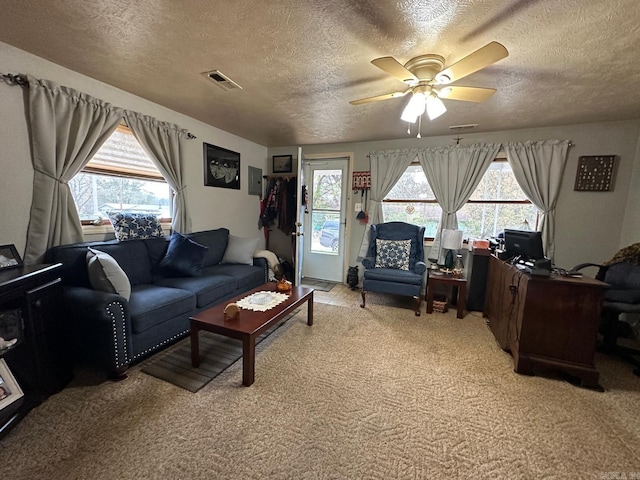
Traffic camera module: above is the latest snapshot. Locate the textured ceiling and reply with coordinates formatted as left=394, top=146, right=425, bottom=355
left=1, top=0, right=640, bottom=147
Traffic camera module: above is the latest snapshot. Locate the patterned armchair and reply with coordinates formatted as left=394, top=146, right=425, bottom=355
left=360, top=222, right=428, bottom=316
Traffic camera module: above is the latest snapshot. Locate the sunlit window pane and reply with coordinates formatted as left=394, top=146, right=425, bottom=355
left=70, top=126, right=172, bottom=222
left=382, top=160, right=536, bottom=239
left=70, top=173, right=172, bottom=221
left=310, top=214, right=340, bottom=254
left=385, top=165, right=435, bottom=200
left=458, top=203, right=538, bottom=239
left=468, top=161, right=529, bottom=201
left=381, top=202, right=442, bottom=238
left=312, top=169, right=342, bottom=210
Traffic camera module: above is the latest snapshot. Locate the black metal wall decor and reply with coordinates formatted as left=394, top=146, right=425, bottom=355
left=574, top=155, right=616, bottom=192
left=203, top=143, right=240, bottom=190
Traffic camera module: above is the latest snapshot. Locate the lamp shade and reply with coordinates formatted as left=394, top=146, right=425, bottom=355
left=441, top=229, right=463, bottom=250
left=426, top=95, right=447, bottom=120
left=401, top=92, right=426, bottom=123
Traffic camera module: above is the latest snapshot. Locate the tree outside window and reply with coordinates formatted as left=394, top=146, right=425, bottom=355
left=382, top=160, right=537, bottom=239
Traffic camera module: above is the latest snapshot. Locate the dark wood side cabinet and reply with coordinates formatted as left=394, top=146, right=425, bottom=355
left=483, top=255, right=607, bottom=389
left=462, top=248, right=490, bottom=311
left=0, top=263, right=73, bottom=438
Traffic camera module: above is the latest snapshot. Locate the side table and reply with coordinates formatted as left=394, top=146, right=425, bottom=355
left=426, top=274, right=468, bottom=319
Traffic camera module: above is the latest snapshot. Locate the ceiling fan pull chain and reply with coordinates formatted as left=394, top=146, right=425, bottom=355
left=407, top=122, right=411, bottom=135
left=417, top=115, right=422, bottom=139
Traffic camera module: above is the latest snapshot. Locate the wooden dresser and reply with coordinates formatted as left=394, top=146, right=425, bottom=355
left=483, top=255, right=607, bottom=390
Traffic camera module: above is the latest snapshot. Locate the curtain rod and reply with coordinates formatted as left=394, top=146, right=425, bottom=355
left=366, top=141, right=575, bottom=157
left=1, top=72, right=28, bottom=86
left=2, top=72, right=197, bottom=139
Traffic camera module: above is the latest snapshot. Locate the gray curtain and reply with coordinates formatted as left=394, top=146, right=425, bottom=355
left=504, top=140, right=570, bottom=261
left=357, top=148, right=418, bottom=260
left=24, top=76, right=123, bottom=264
left=417, top=143, right=500, bottom=263
left=124, top=111, right=192, bottom=233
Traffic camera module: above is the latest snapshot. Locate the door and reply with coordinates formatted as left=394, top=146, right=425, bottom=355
left=302, top=157, right=349, bottom=282
left=293, top=147, right=305, bottom=286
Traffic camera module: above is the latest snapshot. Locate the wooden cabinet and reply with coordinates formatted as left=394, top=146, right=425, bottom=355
left=484, top=255, right=607, bottom=389
left=462, top=248, right=490, bottom=311
left=0, top=264, right=73, bottom=438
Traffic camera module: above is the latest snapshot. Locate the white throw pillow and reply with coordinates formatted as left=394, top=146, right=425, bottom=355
left=221, top=235, right=259, bottom=265
left=86, top=247, right=132, bottom=301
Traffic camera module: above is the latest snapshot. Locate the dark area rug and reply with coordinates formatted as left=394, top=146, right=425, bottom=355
left=141, top=318, right=290, bottom=392
left=300, top=278, right=339, bottom=292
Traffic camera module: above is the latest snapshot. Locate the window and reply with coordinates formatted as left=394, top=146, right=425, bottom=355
left=310, top=169, right=343, bottom=254
left=69, top=125, right=172, bottom=224
left=382, top=159, right=538, bottom=239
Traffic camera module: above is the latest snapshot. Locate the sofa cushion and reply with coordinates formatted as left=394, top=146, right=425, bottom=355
left=89, top=241, right=153, bottom=286
left=154, top=273, right=237, bottom=308
left=375, top=239, right=411, bottom=270
left=207, top=264, right=265, bottom=291
left=86, top=247, right=132, bottom=300
left=108, top=212, right=165, bottom=241
left=604, top=288, right=640, bottom=304
left=222, top=235, right=259, bottom=265
left=363, top=267, right=423, bottom=286
left=159, top=232, right=208, bottom=277
left=187, top=228, right=229, bottom=267
left=144, top=237, right=170, bottom=273
left=128, top=284, right=196, bottom=334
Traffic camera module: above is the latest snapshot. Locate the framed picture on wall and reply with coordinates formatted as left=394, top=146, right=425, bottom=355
left=272, top=155, right=293, bottom=174
left=0, top=244, right=22, bottom=270
left=203, top=143, right=240, bottom=190
left=0, top=359, right=24, bottom=412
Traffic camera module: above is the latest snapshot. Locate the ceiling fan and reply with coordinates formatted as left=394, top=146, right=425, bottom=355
left=350, top=42, right=508, bottom=125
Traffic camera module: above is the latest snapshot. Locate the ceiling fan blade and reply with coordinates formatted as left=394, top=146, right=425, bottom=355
left=371, top=57, right=419, bottom=85
left=435, top=41, right=508, bottom=84
left=349, top=90, right=410, bottom=105
left=436, top=86, right=496, bottom=102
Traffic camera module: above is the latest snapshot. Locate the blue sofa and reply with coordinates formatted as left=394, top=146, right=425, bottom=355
left=46, top=228, right=268, bottom=377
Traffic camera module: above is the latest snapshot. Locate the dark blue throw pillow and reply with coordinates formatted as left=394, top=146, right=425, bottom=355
left=159, top=232, right=208, bottom=277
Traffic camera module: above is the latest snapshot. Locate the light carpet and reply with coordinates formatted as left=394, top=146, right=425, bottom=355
left=1, top=302, right=639, bottom=479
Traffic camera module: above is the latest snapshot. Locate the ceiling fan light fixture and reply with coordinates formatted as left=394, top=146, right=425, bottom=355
left=400, top=92, right=426, bottom=123
left=426, top=94, right=447, bottom=120
left=435, top=73, right=452, bottom=84
left=437, top=87, right=453, bottom=98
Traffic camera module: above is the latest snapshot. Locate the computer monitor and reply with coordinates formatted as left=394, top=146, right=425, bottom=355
left=503, top=229, right=545, bottom=261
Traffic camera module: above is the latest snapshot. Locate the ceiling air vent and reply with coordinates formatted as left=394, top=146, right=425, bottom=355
left=203, top=70, right=242, bottom=91
left=448, top=124, right=478, bottom=130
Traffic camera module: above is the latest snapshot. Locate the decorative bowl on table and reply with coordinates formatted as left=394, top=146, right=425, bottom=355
left=276, top=278, right=292, bottom=292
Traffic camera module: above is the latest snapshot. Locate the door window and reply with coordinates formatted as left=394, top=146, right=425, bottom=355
left=309, top=169, right=342, bottom=254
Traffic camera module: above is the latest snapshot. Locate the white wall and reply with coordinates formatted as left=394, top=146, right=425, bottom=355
left=620, top=135, right=640, bottom=246
left=0, top=42, right=268, bottom=257
left=277, top=120, right=640, bottom=270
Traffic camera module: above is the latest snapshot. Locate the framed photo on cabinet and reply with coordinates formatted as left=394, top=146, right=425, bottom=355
left=0, top=359, right=24, bottom=411
left=0, top=244, right=22, bottom=270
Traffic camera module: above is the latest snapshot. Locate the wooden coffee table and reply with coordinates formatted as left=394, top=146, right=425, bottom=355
left=190, top=283, right=314, bottom=386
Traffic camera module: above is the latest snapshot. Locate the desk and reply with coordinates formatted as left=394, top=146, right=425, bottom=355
left=426, top=274, right=467, bottom=319
left=484, top=255, right=607, bottom=390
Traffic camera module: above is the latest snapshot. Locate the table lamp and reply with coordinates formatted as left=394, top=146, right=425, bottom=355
left=441, top=229, right=464, bottom=270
